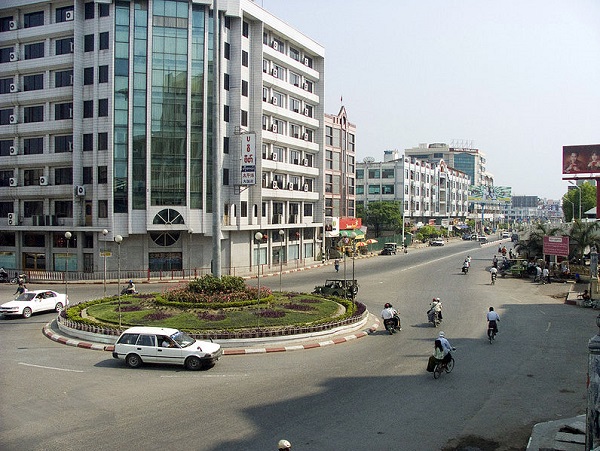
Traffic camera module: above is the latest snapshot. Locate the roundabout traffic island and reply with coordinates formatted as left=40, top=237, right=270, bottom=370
left=58, top=275, right=368, bottom=342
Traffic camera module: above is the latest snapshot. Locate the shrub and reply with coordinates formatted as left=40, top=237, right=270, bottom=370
left=145, top=311, right=172, bottom=321
left=255, top=309, right=285, bottom=318
left=187, top=275, right=246, bottom=294
left=283, top=303, right=316, bottom=311
left=198, top=311, right=226, bottom=321
left=120, top=304, right=142, bottom=312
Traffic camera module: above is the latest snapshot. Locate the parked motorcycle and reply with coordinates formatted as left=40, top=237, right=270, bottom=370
left=10, top=273, right=26, bottom=284
left=0, top=268, right=9, bottom=283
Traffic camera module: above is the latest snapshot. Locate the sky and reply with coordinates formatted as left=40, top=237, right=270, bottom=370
left=260, top=0, right=600, bottom=200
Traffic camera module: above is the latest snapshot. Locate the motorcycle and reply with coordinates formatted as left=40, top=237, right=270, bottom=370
left=383, top=315, right=402, bottom=335
left=0, top=269, right=9, bottom=283
left=462, top=265, right=469, bottom=274
left=491, top=272, right=497, bottom=285
left=428, top=310, right=442, bottom=327
left=121, top=287, right=139, bottom=295
left=10, top=273, right=26, bottom=284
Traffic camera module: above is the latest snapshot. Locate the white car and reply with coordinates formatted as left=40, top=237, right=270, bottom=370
left=430, top=238, right=445, bottom=246
left=0, top=290, right=69, bottom=318
left=112, top=326, right=223, bottom=370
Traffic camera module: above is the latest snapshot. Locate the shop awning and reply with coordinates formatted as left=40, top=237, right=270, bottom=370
left=339, top=230, right=365, bottom=239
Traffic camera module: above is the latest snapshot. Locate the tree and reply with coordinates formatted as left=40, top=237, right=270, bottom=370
left=360, top=201, right=402, bottom=237
left=514, top=222, right=562, bottom=260
left=563, top=182, right=596, bottom=222
left=568, top=220, right=600, bottom=262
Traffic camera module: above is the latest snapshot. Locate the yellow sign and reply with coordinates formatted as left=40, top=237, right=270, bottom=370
left=100, top=251, right=112, bottom=257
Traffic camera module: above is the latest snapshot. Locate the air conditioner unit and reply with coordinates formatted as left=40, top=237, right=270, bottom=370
left=272, top=180, right=278, bottom=189
left=9, top=82, right=18, bottom=93
left=39, top=176, right=48, bottom=186
left=9, top=178, right=17, bottom=187
left=68, top=107, right=73, bottom=119
left=9, top=146, right=17, bottom=156
left=271, top=153, right=278, bottom=161
left=303, top=183, right=309, bottom=192
left=9, top=115, right=17, bottom=124
left=302, top=82, right=309, bottom=90
left=303, top=108, right=310, bottom=116
left=302, top=158, right=309, bottom=167
left=271, top=123, right=278, bottom=133
left=7, top=213, right=16, bottom=226
left=65, top=10, right=74, bottom=21
left=76, top=185, right=85, bottom=196
left=271, top=68, right=278, bottom=78
left=69, top=74, right=74, bottom=86
left=70, top=41, right=74, bottom=53
left=68, top=141, right=73, bottom=152
left=271, top=41, right=279, bottom=51
left=303, top=133, right=309, bottom=141
left=303, top=57, right=310, bottom=66
left=9, top=52, right=18, bottom=62
left=9, top=20, right=18, bottom=31
left=288, top=182, right=294, bottom=190
left=271, top=96, right=278, bottom=106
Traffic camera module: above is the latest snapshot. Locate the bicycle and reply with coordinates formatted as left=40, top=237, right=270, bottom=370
left=433, top=356, right=455, bottom=379
left=488, top=326, right=497, bottom=344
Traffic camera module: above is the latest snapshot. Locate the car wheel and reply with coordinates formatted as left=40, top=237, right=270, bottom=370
left=185, top=356, right=202, bottom=371
left=22, top=307, right=32, bottom=318
left=126, top=353, right=142, bottom=368
left=331, top=291, right=341, bottom=297
left=55, top=302, right=64, bottom=313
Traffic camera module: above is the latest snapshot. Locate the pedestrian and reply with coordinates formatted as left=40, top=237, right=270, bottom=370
left=334, top=259, right=340, bottom=272
left=278, top=439, right=292, bottom=450
left=15, top=282, right=26, bottom=295
left=542, top=267, right=550, bottom=284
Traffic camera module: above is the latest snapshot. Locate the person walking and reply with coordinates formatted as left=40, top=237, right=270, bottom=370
left=334, top=259, right=340, bottom=272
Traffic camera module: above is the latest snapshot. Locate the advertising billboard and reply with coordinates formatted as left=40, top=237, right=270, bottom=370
left=240, top=133, right=256, bottom=185
left=543, top=236, right=569, bottom=257
left=468, top=185, right=512, bottom=202
left=562, top=144, right=600, bottom=175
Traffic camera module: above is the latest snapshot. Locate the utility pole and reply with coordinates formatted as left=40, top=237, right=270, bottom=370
left=212, top=0, right=222, bottom=277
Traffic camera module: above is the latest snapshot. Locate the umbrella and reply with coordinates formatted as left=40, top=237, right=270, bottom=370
left=366, top=239, right=378, bottom=244
left=355, top=242, right=367, bottom=247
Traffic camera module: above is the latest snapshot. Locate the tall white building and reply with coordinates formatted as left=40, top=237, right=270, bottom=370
left=0, top=0, right=325, bottom=274
left=356, top=150, right=470, bottom=224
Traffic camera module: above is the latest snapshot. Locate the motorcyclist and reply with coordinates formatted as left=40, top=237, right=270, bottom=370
left=428, top=297, right=443, bottom=322
left=381, top=302, right=401, bottom=330
left=125, top=280, right=136, bottom=294
left=486, top=306, right=500, bottom=339
left=490, top=266, right=498, bottom=282
left=462, top=259, right=470, bottom=273
left=0, top=267, right=8, bottom=282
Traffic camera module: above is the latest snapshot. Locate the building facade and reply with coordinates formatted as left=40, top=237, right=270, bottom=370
left=0, top=0, right=325, bottom=274
left=356, top=150, right=470, bottom=225
left=323, top=106, right=356, bottom=218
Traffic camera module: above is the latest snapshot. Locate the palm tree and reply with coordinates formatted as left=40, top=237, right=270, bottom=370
left=568, top=220, right=600, bottom=262
left=514, top=223, right=562, bottom=260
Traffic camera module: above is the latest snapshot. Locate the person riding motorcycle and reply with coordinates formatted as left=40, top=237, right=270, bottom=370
left=428, top=297, right=443, bottom=323
left=462, top=259, right=470, bottom=273
left=490, top=266, right=498, bottom=283
left=381, top=302, right=401, bottom=331
left=124, top=280, right=136, bottom=294
left=486, top=307, right=500, bottom=339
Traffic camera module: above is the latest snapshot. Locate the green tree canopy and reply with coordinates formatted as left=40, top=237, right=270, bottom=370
left=563, top=181, right=596, bottom=222
left=357, top=201, right=402, bottom=237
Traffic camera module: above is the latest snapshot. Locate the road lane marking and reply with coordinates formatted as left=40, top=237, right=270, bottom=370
left=546, top=322, right=552, bottom=332
left=18, top=362, right=84, bottom=373
left=160, top=374, right=249, bottom=378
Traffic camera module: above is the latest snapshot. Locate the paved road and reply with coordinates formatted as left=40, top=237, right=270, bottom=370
left=0, top=240, right=592, bottom=450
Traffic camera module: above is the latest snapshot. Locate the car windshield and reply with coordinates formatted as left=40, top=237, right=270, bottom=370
left=15, top=292, right=36, bottom=302
left=171, top=331, right=196, bottom=348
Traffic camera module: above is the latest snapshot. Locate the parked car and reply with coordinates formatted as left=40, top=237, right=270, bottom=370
left=501, top=231, right=511, bottom=238
left=477, top=236, right=488, bottom=243
left=0, top=290, right=68, bottom=319
left=313, top=279, right=359, bottom=298
left=380, top=242, right=398, bottom=255
left=430, top=238, right=445, bottom=246
left=113, top=326, right=222, bottom=370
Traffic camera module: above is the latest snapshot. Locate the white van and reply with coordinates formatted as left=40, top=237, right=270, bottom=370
left=113, top=326, right=222, bottom=370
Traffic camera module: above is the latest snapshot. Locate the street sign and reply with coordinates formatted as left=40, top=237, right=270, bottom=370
left=100, top=251, right=112, bottom=257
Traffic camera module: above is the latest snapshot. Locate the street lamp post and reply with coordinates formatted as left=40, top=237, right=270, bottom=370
left=102, top=229, right=108, bottom=299
left=350, top=231, right=357, bottom=301
left=254, top=232, right=262, bottom=327
left=114, top=235, right=123, bottom=328
left=64, top=231, right=71, bottom=302
left=188, top=228, right=193, bottom=279
left=569, top=181, right=583, bottom=220
left=278, top=229, right=284, bottom=292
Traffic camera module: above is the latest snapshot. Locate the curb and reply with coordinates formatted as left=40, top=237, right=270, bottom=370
left=42, top=318, right=381, bottom=356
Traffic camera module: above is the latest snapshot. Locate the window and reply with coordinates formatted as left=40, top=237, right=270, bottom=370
left=84, top=67, right=94, bottom=85
left=241, top=110, right=248, bottom=127
left=55, top=38, right=73, bottom=55
left=55, top=102, right=72, bottom=120
left=99, top=3, right=109, bottom=17
left=85, top=2, right=95, bottom=19
left=23, top=74, right=43, bottom=91
left=223, top=73, right=229, bottom=90
left=54, top=168, right=73, bottom=185
left=55, top=201, right=73, bottom=219
left=98, top=98, right=108, bottom=117
left=223, top=105, right=229, bottom=122
left=0, top=48, right=14, bottom=64
left=84, top=34, right=94, bottom=52
left=24, top=137, right=43, bottom=155
left=223, top=136, right=229, bottom=154
left=0, top=109, right=14, bottom=125
left=83, top=133, right=93, bottom=151
left=224, top=42, right=230, bottom=59
left=242, top=50, right=248, bottom=67
left=24, top=201, right=43, bottom=217
left=242, top=21, right=249, bottom=37
left=0, top=170, right=13, bottom=186
left=223, top=168, right=229, bottom=185
left=289, top=47, right=300, bottom=62
left=83, top=167, right=93, bottom=184
left=98, top=200, right=108, bottom=218
left=368, top=169, right=381, bottom=179
left=0, top=17, right=13, bottom=33
left=83, top=100, right=93, bottom=118
left=290, top=98, right=301, bottom=113
left=368, top=185, right=381, bottom=195
left=56, top=6, right=74, bottom=23
left=290, top=72, right=301, bottom=87
left=99, top=65, right=108, bottom=83
left=98, top=132, right=108, bottom=150
left=55, top=70, right=73, bottom=87
left=303, top=203, right=313, bottom=217
left=24, top=106, right=44, bottom=123
left=326, top=126, right=333, bottom=146
left=0, top=140, right=13, bottom=157
left=99, top=32, right=109, bottom=50
left=241, top=80, right=248, bottom=96
left=272, top=90, right=284, bottom=107
left=24, top=11, right=44, bottom=28
left=98, top=166, right=107, bottom=184
left=356, top=185, right=364, bottom=195
left=272, top=64, right=285, bottom=81
left=382, top=168, right=395, bottom=179
left=304, top=104, right=313, bottom=118
left=55, top=135, right=73, bottom=153
left=0, top=78, right=10, bottom=94
left=303, top=55, right=313, bottom=68
left=382, top=185, right=394, bottom=195
left=24, top=42, right=44, bottom=60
